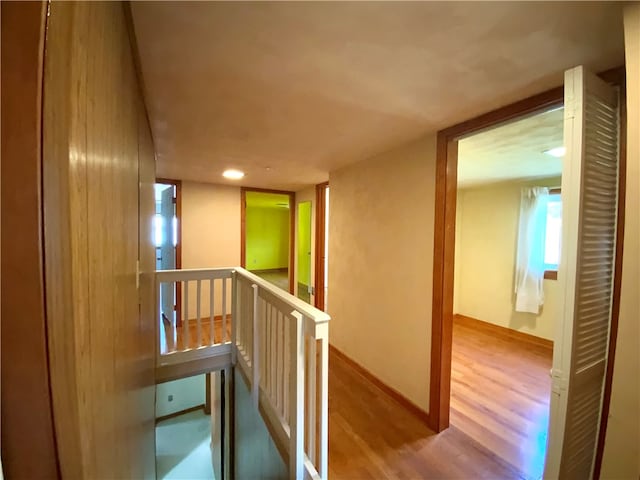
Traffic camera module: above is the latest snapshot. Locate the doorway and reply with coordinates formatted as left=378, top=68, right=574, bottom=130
left=430, top=67, right=625, bottom=478
left=241, top=188, right=295, bottom=293
left=296, top=201, right=312, bottom=303
left=451, top=106, right=564, bottom=480
left=155, top=179, right=182, bottom=328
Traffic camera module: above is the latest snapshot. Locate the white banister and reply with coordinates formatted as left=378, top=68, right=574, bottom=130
left=252, top=283, right=260, bottom=408
left=155, top=266, right=330, bottom=480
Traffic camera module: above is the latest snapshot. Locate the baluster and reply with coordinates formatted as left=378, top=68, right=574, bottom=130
left=196, top=280, right=202, bottom=347
left=306, top=324, right=317, bottom=466
left=210, top=278, right=215, bottom=346
left=183, top=281, right=189, bottom=350
left=231, top=271, right=237, bottom=364
left=276, top=310, right=282, bottom=414
left=251, top=284, right=259, bottom=408
left=289, top=311, right=304, bottom=480
left=318, top=324, right=329, bottom=480
left=222, top=277, right=227, bottom=345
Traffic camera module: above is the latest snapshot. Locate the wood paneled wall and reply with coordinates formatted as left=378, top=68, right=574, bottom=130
left=42, top=2, right=156, bottom=477
left=0, top=2, right=60, bottom=477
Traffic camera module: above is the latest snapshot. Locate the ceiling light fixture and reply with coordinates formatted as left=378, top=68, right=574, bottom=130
left=222, top=169, right=245, bottom=180
left=544, top=146, right=566, bottom=158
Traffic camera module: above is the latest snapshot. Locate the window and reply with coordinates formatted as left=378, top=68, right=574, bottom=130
left=543, top=190, right=562, bottom=279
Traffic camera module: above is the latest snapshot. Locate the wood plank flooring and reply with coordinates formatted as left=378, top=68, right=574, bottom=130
left=160, top=317, right=231, bottom=353
left=328, top=318, right=552, bottom=479
left=451, top=317, right=552, bottom=480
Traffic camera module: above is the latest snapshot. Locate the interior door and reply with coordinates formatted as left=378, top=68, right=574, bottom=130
left=297, top=201, right=312, bottom=303
left=159, top=185, right=176, bottom=325
left=545, top=66, right=621, bottom=479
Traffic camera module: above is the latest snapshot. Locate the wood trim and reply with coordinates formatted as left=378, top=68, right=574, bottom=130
left=329, top=345, right=430, bottom=426
left=314, top=182, right=329, bottom=311
left=454, top=314, right=554, bottom=350
left=155, top=404, right=206, bottom=424
left=205, top=373, right=212, bottom=415
left=1, top=2, right=60, bottom=477
left=549, top=187, right=562, bottom=195
left=593, top=69, right=627, bottom=480
left=240, top=187, right=296, bottom=294
left=544, top=270, right=558, bottom=280
left=430, top=66, right=626, bottom=434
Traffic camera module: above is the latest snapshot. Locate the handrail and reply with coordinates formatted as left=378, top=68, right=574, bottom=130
left=234, top=267, right=330, bottom=324
left=154, top=266, right=329, bottom=480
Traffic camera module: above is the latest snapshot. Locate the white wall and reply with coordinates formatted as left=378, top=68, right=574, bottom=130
left=601, top=4, right=640, bottom=478
left=156, top=375, right=206, bottom=418
left=181, top=181, right=240, bottom=316
left=454, top=178, right=561, bottom=340
left=329, top=134, right=436, bottom=412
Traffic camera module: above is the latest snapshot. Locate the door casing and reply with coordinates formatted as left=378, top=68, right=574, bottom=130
left=429, top=67, right=626, bottom=477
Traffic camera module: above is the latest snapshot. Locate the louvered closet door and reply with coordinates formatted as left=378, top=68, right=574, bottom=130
left=545, top=66, right=620, bottom=479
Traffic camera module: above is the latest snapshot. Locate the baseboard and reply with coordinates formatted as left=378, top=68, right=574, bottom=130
left=250, top=268, right=288, bottom=274
left=329, top=345, right=430, bottom=426
left=155, top=404, right=206, bottom=424
left=453, top=314, right=553, bottom=350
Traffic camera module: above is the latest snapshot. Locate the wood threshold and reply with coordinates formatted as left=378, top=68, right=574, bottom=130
left=454, top=314, right=553, bottom=350
left=155, top=404, right=206, bottom=424
left=329, top=345, right=430, bottom=426
left=430, top=65, right=627, bottom=435
left=544, top=270, right=558, bottom=280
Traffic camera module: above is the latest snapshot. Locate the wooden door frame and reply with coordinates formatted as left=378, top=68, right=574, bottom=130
left=314, top=182, right=329, bottom=311
left=240, top=187, right=296, bottom=294
left=429, top=66, right=627, bottom=472
left=156, top=178, right=182, bottom=324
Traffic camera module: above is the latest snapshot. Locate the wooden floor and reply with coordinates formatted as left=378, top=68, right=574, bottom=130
left=328, top=319, right=552, bottom=480
left=161, top=317, right=232, bottom=353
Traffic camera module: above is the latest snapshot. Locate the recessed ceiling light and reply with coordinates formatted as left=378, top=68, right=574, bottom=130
left=222, top=169, right=245, bottom=180
left=544, top=146, right=566, bottom=158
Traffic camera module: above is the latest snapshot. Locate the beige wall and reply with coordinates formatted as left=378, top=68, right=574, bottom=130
left=329, top=134, right=436, bottom=411
left=181, top=181, right=241, bottom=315
left=454, top=179, right=561, bottom=340
left=601, top=4, right=640, bottom=478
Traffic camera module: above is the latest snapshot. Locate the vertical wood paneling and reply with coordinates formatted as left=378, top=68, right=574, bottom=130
left=43, top=2, right=156, bottom=477
left=0, top=2, right=60, bottom=477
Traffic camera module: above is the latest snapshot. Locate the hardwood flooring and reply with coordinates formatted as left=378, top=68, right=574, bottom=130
left=451, top=316, right=552, bottom=480
left=160, top=317, right=232, bottom=354
left=328, top=318, right=552, bottom=479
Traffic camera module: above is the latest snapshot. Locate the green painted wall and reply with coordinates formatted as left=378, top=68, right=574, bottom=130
left=246, top=206, right=289, bottom=270
left=297, top=202, right=312, bottom=286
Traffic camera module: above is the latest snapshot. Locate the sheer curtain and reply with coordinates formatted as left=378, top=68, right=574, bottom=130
left=514, top=186, right=549, bottom=314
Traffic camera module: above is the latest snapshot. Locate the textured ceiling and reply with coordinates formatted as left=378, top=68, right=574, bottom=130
left=131, top=1, right=624, bottom=191
left=458, top=107, right=564, bottom=188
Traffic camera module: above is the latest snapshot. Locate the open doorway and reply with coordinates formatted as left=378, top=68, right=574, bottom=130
left=155, top=179, right=182, bottom=329
left=241, top=188, right=295, bottom=293
left=296, top=201, right=312, bottom=303
left=430, top=67, right=625, bottom=478
left=451, top=106, right=564, bottom=479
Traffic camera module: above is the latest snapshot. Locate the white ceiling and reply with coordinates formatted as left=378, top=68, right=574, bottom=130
left=458, top=107, right=564, bottom=188
left=131, top=1, right=624, bottom=191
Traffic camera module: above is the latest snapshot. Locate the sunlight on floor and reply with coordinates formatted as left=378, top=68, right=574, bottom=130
left=156, top=410, right=214, bottom=480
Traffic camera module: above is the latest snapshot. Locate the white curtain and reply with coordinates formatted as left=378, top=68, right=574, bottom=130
left=514, top=187, right=549, bottom=314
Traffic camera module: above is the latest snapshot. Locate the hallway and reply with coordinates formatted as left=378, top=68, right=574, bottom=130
left=328, top=351, right=520, bottom=479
